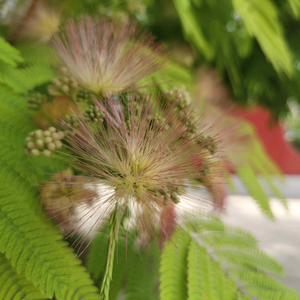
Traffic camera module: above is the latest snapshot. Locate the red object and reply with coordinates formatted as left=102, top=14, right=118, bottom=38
left=235, top=106, right=300, bottom=174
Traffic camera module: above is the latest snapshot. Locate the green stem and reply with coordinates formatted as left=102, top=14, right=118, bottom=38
left=100, top=209, right=120, bottom=300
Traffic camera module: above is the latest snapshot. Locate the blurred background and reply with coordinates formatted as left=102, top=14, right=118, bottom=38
left=2, top=0, right=300, bottom=291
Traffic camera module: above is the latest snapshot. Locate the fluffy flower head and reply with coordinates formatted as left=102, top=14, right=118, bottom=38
left=44, top=90, right=214, bottom=246
left=51, top=17, right=164, bottom=94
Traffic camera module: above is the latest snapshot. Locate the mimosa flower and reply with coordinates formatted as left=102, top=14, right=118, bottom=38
left=51, top=17, right=164, bottom=94
left=43, top=90, right=215, bottom=247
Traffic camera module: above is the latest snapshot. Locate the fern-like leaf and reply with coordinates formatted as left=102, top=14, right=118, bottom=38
left=187, top=241, right=215, bottom=300
left=0, top=37, right=23, bottom=67
left=0, top=253, right=49, bottom=300
left=160, top=230, right=190, bottom=300
left=0, top=92, right=101, bottom=300
left=236, top=163, right=274, bottom=219
left=160, top=215, right=300, bottom=299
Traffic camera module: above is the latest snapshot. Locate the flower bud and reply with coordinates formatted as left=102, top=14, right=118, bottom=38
left=35, top=130, right=43, bottom=138
left=52, top=132, right=60, bottom=140
left=43, top=150, right=51, bottom=157
left=36, top=139, right=44, bottom=148
left=44, top=131, right=51, bottom=137
left=31, top=149, right=40, bottom=156
left=27, top=142, right=35, bottom=149
left=45, top=137, right=53, bottom=144
left=47, top=143, right=56, bottom=150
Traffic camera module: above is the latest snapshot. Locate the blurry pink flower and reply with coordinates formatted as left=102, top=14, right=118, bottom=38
left=51, top=17, right=164, bottom=94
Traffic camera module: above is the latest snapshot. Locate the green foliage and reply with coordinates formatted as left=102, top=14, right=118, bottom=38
left=160, top=230, right=190, bottom=300
left=139, top=0, right=300, bottom=117
left=232, top=0, right=294, bottom=75
left=139, top=61, right=194, bottom=92
left=160, top=216, right=300, bottom=300
left=87, top=225, right=160, bottom=300
left=0, top=40, right=101, bottom=299
left=0, top=39, right=55, bottom=94
left=0, top=36, right=23, bottom=67
left=0, top=253, right=49, bottom=300
left=87, top=225, right=111, bottom=282
left=231, top=122, right=287, bottom=215
left=172, top=0, right=213, bottom=60
left=124, top=243, right=160, bottom=300
left=236, top=164, right=274, bottom=219
left=187, top=241, right=236, bottom=300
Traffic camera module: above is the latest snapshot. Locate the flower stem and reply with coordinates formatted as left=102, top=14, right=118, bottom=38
left=100, top=209, right=120, bottom=300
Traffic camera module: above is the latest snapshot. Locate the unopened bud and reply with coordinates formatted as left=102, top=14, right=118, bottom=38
left=45, top=137, right=53, bottom=144
left=49, top=127, right=56, bottom=133
left=31, top=149, right=40, bottom=156
left=35, top=130, right=43, bottom=138
left=27, top=142, right=34, bottom=149
left=43, top=149, right=51, bottom=157
left=47, top=143, right=56, bottom=150
left=36, top=139, right=44, bottom=148
left=44, top=131, right=51, bottom=137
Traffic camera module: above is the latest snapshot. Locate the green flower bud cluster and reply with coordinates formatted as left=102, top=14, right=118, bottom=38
left=76, top=90, right=91, bottom=103
left=155, top=182, right=185, bottom=205
left=26, top=92, right=48, bottom=110
left=163, top=86, right=191, bottom=108
left=183, top=117, right=197, bottom=136
left=48, top=67, right=78, bottom=96
left=61, top=115, right=81, bottom=135
left=163, top=87, right=197, bottom=136
left=197, top=136, right=218, bottom=155
left=63, top=115, right=79, bottom=128
left=25, top=127, right=65, bottom=157
left=148, top=113, right=170, bottom=131
left=84, top=105, right=105, bottom=123
left=126, top=115, right=139, bottom=134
